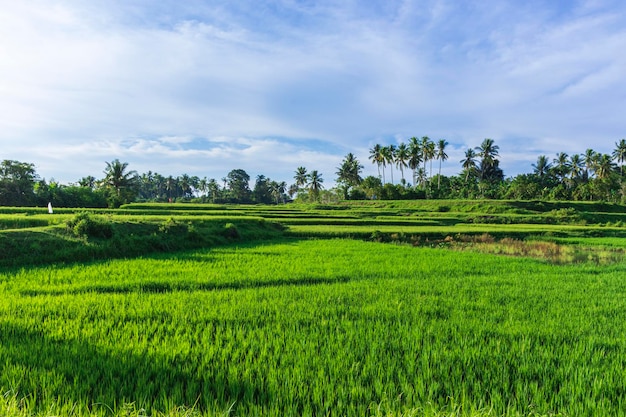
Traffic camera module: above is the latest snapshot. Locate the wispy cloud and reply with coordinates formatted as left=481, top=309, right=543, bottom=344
left=1, top=0, right=624, bottom=184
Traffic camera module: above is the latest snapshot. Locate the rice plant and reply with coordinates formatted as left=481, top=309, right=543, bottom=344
left=2, top=239, right=626, bottom=416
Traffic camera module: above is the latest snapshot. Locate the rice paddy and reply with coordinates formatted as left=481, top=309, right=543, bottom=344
left=1, top=200, right=626, bottom=416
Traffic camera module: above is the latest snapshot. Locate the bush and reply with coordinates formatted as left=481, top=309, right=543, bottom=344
left=66, top=212, right=114, bottom=239
left=223, top=223, right=240, bottom=239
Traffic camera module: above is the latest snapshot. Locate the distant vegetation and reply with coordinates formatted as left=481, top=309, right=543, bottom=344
left=2, top=138, right=626, bottom=208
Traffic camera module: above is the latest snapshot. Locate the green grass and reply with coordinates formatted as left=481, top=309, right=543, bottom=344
left=2, top=200, right=626, bottom=416
left=2, top=239, right=626, bottom=416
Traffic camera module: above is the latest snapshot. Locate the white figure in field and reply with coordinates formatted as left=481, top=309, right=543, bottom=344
left=48, top=202, right=53, bottom=214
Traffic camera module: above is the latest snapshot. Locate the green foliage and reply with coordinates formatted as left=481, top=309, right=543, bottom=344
left=222, top=222, right=240, bottom=238
left=66, top=212, right=114, bottom=239
left=0, top=160, right=38, bottom=206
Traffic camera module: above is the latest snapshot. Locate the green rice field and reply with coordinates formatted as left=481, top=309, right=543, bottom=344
left=1, top=200, right=626, bottom=416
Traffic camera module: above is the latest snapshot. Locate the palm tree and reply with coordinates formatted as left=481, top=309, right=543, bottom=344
left=408, top=137, right=422, bottom=187
left=385, top=144, right=396, bottom=184
left=596, top=154, right=616, bottom=180
left=379, top=146, right=390, bottom=184
left=570, top=154, right=583, bottom=182
left=103, top=159, right=138, bottom=197
left=436, top=139, right=448, bottom=189
left=270, top=181, right=287, bottom=204
left=294, top=167, right=308, bottom=190
left=583, top=149, right=597, bottom=181
left=78, top=175, right=96, bottom=188
left=369, top=144, right=384, bottom=181
left=612, top=139, right=626, bottom=176
left=395, top=143, right=409, bottom=183
left=180, top=174, right=192, bottom=198
left=307, top=170, right=324, bottom=200
left=207, top=178, right=220, bottom=202
left=420, top=136, right=434, bottom=180
left=336, top=153, right=363, bottom=195
left=475, top=138, right=501, bottom=181
left=166, top=176, right=176, bottom=200
left=532, top=155, right=552, bottom=177
left=552, top=152, right=571, bottom=183
left=461, top=148, right=478, bottom=182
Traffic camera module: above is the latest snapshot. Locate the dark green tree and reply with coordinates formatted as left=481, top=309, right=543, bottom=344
left=102, top=159, right=138, bottom=207
left=225, top=169, right=251, bottom=203
left=0, top=160, right=39, bottom=206
left=253, top=175, right=273, bottom=204
left=475, top=139, right=503, bottom=183
left=336, top=153, right=363, bottom=198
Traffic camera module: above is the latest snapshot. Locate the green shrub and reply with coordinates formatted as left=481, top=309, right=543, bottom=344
left=66, top=212, right=114, bottom=239
left=223, top=223, right=240, bottom=239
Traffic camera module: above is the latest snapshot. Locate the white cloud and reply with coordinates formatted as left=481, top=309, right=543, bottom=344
left=1, top=0, right=625, bottom=185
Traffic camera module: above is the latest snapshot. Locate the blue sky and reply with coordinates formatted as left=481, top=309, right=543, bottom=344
left=1, top=0, right=625, bottom=186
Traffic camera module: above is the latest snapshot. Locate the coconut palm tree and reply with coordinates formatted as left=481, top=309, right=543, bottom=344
left=552, top=152, right=571, bottom=183
left=612, top=139, right=626, bottom=176
left=583, top=149, right=597, bottom=181
left=270, top=181, right=287, bottom=204
left=207, top=178, right=220, bottom=202
left=596, top=154, right=616, bottom=180
left=294, top=167, right=308, bottom=190
left=369, top=144, right=384, bottom=181
left=475, top=138, right=502, bottom=181
left=408, top=137, right=422, bottom=186
left=379, top=146, right=390, bottom=184
left=78, top=175, right=96, bottom=189
left=420, top=136, right=434, bottom=180
left=461, top=148, right=478, bottom=182
left=436, top=139, right=448, bottom=189
left=307, top=170, right=324, bottom=200
left=103, top=159, right=138, bottom=197
left=386, top=144, right=397, bottom=184
left=336, top=153, right=363, bottom=195
left=395, top=143, right=409, bottom=183
left=570, top=154, right=583, bottom=182
left=532, top=155, right=552, bottom=177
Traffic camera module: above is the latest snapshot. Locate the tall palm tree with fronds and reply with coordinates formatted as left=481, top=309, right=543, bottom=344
left=103, top=159, right=138, bottom=199
left=596, top=154, right=616, bottom=180
left=294, top=167, right=308, bottom=190
left=383, top=145, right=396, bottom=184
left=270, top=181, right=287, bottom=204
left=420, top=136, right=434, bottom=180
left=461, top=148, right=478, bottom=182
left=369, top=144, right=384, bottom=181
left=379, top=146, right=390, bottom=184
left=612, top=139, right=626, bottom=177
left=436, top=139, right=448, bottom=189
left=570, top=154, right=583, bottom=182
left=336, top=153, right=363, bottom=196
left=552, top=152, right=571, bottom=183
left=532, top=155, right=552, bottom=177
left=395, top=143, right=409, bottom=183
left=307, top=170, right=324, bottom=201
left=583, top=149, right=597, bottom=181
left=475, top=138, right=502, bottom=181
left=408, top=137, right=422, bottom=186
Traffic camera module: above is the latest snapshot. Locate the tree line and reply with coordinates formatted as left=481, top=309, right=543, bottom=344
left=1, top=137, right=625, bottom=207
